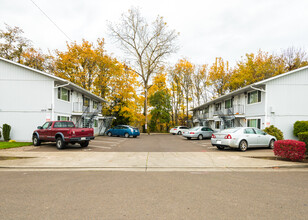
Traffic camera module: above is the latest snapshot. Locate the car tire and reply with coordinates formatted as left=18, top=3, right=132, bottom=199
left=124, top=132, right=130, bottom=138
left=239, top=140, right=248, bottom=152
left=269, top=139, right=275, bottom=149
left=177, top=131, right=182, bottom=135
left=107, top=132, right=112, bottom=137
left=187, top=137, right=191, bottom=140
left=217, top=146, right=224, bottom=150
left=33, top=135, right=41, bottom=146
left=80, top=141, right=89, bottom=148
left=172, top=133, right=175, bottom=135
left=133, top=136, right=137, bottom=138
left=56, top=137, right=66, bottom=150
left=198, top=134, right=203, bottom=140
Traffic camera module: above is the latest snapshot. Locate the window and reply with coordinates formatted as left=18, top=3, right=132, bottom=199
left=93, top=101, right=98, bottom=109
left=54, top=122, right=75, bottom=128
left=225, top=99, right=233, bottom=109
left=57, top=116, right=70, bottom=121
left=244, top=128, right=256, bottom=134
left=83, top=97, right=90, bottom=107
left=247, top=119, right=261, bottom=129
left=42, top=122, right=52, bottom=129
left=248, top=91, right=261, bottom=104
left=58, top=88, right=70, bottom=102
left=94, top=120, right=98, bottom=128
left=254, top=128, right=266, bottom=135
left=215, top=103, right=221, bottom=111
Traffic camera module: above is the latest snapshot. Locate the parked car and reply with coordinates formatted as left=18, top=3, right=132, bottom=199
left=106, top=125, right=140, bottom=138
left=211, top=127, right=276, bottom=151
left=32, top=121, right=94, bottom=149
left=170, top=126, right=189, bottom=135
left=182, top=126, right=214, bottom=140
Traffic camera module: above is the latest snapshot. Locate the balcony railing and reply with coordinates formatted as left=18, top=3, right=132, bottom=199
left=214, top=105, right=245, bottom=116
left=73, top=102, right=102, bottom=113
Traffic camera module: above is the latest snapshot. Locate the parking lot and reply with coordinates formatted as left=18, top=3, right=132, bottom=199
left=29, top=134, right=273, bottom=153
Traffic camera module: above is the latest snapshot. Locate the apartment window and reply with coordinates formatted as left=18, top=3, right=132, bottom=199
left=247, top=119, right=261, bottom=129
left=58, top=88, right=70, bottom=102
left=57, top=116, right=70, bottom=121
left=83, top=97, right=90, bottom=107
left=248, top=91, right=261, bottom=104
left=94, top=120, right=98, bottom=127
left=93, top=101, right=98, bottom=109
left=225, top=99, right=233, bottom=109
left=215, top=103, right=221, bottom=111
left=204, top=107, right=209, bottom=113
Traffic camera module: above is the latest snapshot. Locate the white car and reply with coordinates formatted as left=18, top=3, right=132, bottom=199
left=182, top=126, right=214, bottom=140
left=211, top=127, right=276, bottom=151
left=170, top=126, right=189, bottom=135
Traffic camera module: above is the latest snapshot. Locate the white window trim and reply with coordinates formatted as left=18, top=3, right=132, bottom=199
left=57, top=114, right=71, bottom=121
left=247, top=90, right=261, bottom=105
left=246, top=118, right=262, bottom=129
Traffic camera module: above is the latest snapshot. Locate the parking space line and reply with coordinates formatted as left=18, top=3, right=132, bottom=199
left=91, top=140, right=123, bottom=144
left=89, top=145, right=112, bottom=149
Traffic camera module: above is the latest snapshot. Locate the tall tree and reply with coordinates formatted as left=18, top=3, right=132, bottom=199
left=169, top=67, right=183, bottom=126
left=193, top=64, right=208, bottom=106
left=108, top=7, right=178, bottom=133
left=207, top=57, right=231, bottom=97
left=281, top=47, right=308, bottom=71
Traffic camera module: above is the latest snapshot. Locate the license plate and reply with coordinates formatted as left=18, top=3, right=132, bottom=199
left=217, top=140, right=222, bottom=144
left=81, top=137, right=86, bottom=140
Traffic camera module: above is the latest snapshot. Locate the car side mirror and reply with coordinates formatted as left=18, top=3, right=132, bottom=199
left=37, top=126, right=43, bottom=129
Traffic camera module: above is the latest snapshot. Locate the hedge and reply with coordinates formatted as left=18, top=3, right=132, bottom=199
left=263, top=125, right=284, bottom=140
left=274, top=140, right=306, bottom=161
left=293, top=121, right=308, bottom=137
left=2, top=124, right=11, bottom=141
left=298, top=132, right=308, bottom=153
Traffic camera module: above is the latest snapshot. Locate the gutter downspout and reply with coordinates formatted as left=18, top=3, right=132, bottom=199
left=54, top=82, right=70, bottom=89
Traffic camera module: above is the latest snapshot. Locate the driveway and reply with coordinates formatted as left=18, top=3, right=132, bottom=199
left=27, top=134, right=274, bottom=153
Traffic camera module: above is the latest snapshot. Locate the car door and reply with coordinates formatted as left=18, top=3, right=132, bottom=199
left=200, top=127, right=208, bottom=137
left=45, top=122, right=53, bottom=141
left=112, top=126, right=120, bottom=136
left=39, top=122, right=51, bottom=140
left=243, top=128, right=258, bottom=147
left=254, top=128, right=269, bottom=146
left=205, top=128, right=214, bottom=138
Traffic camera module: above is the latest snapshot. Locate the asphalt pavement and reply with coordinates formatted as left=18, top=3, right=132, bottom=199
left=0, top=171, right=307, bottom=220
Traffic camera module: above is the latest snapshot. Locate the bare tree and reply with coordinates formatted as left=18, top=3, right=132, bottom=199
left=108, top=8, right=178, bottom=133
left=193, top=64, right=208, bottom=106
left=281, top=47, right=308, bottom=71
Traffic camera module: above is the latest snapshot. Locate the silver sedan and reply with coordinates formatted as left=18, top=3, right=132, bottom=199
left=211, top=127, right=276, bottom=151
left=182, top=126, right=214, bottom=140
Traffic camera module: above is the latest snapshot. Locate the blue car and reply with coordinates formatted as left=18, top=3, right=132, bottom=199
left=106, top=125, right=140, bottom=138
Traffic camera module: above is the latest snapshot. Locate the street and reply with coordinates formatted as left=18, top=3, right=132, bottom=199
left=0, top=171, right=307, bottom=219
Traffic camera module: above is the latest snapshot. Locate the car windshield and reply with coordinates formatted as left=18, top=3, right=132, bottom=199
left=189, top=127, right=201, bottom=131
left=220, top=128, right=241, bottom=134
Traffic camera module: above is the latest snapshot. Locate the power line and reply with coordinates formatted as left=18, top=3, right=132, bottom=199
left=29, top=0, right=72, bottom=42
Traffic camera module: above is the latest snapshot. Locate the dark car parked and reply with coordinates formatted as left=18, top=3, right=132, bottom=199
left=106, top=125, right=140, bottom=138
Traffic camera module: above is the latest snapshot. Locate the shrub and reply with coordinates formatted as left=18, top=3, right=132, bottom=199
left=274, top=140, right=306, bottom=161
left=293, top=121, right=308, bottom=137
left=2, top=124, right=11, bottom=141
left=263, top=125, right=284, bottom=140
left=298, top=132, right=308, bottom=153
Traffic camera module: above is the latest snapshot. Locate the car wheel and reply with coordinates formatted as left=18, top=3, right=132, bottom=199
left=187, top=137, right=191, bottom=140
left=239, top=140, right=248, bottom=152
left=56, top=137, right=65, bottom=150
left=33, top=135, right=41, bottom=146
left=177, top=131, right=182, bottom=135
left=133, top=136, right=137, bottom=138
left=216, top=146, right=224, bottom=150
left=107, top=132, right=112, bottom=137
left=124, top=132, right=130, bottom=138
left=269, top=139, right=275, bottom=149
left=198, top=134, right=203, bottom=140
left=80, top=141, right=89, bottom=148
left=172, top=133, right=175, bottom=135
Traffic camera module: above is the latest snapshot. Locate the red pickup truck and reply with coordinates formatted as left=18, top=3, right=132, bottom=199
left=32, top=121, right=94, bottom=149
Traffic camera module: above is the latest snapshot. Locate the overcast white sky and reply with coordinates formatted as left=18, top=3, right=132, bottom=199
left=1, top=0, right=308, bottom=67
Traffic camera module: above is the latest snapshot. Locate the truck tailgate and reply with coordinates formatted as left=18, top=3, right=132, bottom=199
left=73, top=128, right=93, bottom=137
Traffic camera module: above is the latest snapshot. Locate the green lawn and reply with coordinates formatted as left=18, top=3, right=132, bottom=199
left=0, top=142, right=33, bottom=149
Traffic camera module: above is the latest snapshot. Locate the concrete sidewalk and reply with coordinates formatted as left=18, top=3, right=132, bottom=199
left=0, top=150, right=307, bottom=171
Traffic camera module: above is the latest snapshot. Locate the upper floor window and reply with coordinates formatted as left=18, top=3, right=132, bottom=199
left=83, top=97, right=90, bottom=107
left=215, top=103, right=221, bottom=111
left=225, top=99, right=233, bottom=109
left=247, top=119, right=261, bottom=129
left=248, top=91, right=261, bottom=104
left=58, top=88, right=70, bottom=102
left=93, top=101, right=98, bottom=109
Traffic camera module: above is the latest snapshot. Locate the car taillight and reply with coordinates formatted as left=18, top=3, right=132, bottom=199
left=224, top=134, right=232, bottom=139
left=190, top=132, right=195, bottom=134
left=173, top=128, right=177, bottom=130
left=212, top=134, right=216, bottom=138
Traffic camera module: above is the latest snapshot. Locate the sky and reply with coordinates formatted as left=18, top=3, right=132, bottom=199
left=1, top=0, right=308, bottom=67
